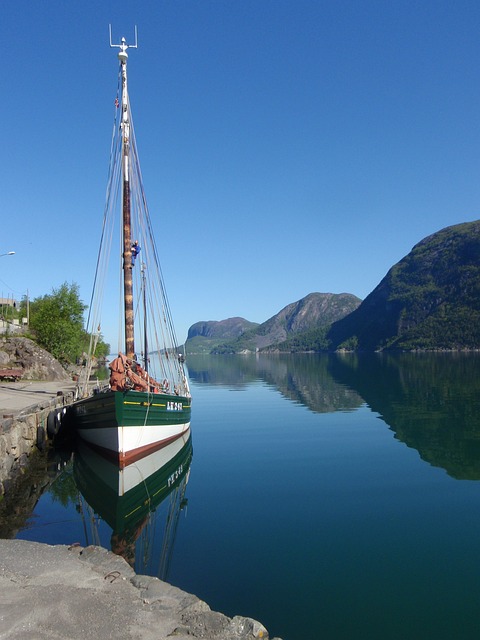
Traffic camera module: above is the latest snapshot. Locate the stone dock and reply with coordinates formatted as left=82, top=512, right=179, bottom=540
left=0, top=382, right=282, bottom=640
left=0, top=380, right=77, bottom=495
left=0, top=539, right=280, bottom=640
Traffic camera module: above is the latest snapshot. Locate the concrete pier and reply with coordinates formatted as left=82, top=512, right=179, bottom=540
left=0, top=380, right=77, bottom=416
left=0, top=539, right=281, bottom=639
left=0, top=381, right=77, bottom=495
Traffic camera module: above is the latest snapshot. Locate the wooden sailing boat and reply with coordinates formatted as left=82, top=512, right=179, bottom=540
left=72, top=29, right=191, bottom=467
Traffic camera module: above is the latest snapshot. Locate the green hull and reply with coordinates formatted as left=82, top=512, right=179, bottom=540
left=72, top=389, right=191, bottom=466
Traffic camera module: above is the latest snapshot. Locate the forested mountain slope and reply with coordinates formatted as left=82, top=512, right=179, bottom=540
left=209, top=293, right=361, bottom=353
left=327, top=220, right=480, bottom=350
left=186, top=317, right=259, bottom=354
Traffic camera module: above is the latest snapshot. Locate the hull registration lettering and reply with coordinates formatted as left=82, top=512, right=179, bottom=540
left=168, top=463, right=184, bottom=487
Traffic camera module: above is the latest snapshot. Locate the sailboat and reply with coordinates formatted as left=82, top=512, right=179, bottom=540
left=72, top=29, right=191, bottom=467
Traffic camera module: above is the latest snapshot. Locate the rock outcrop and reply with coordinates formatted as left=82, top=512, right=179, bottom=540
left=0, top=337, right=70, bottom=381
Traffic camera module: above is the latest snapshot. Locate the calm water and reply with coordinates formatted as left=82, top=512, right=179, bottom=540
left=8, top=353, right=480, bottom=639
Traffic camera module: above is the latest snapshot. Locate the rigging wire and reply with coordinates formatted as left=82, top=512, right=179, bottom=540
left=85, top=68, right=122, bottom=336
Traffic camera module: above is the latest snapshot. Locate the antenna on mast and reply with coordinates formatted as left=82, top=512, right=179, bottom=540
left=109, top=25, right=138, bottom=57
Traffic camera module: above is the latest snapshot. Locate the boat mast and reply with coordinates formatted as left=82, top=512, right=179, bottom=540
left=141, top=262, right=148, bottom=373
left=110, top=27, right=138, bottom=359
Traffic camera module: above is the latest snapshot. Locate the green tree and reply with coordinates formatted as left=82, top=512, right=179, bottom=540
left=49, top=464, right=77, bottom=508
left=337, top=335, right=359, bottom=351
left=27, top=282, right=87, bottom=363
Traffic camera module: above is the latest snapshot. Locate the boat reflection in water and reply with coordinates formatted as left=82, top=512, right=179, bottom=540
left=73, top=430, right=192, bottom=579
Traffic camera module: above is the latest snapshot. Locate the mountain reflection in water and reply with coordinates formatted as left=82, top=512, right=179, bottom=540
left=328, top=352, right=480, bottom=479
left=188, top=352, right=480, bottom=479
left=187, top=353, right=363, bottom=413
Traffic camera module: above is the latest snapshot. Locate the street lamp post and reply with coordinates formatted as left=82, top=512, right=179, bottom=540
left=0, top=252, right=15, bottom=325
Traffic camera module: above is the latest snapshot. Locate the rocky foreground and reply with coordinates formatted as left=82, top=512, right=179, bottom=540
left=0, top=539, right=282, bottom=640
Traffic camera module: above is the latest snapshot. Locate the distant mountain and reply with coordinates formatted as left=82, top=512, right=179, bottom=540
left=205, top=293, right=361, bottom=354
left=186, top=317, right=259, bottom=354
left=328, top=220, right=480, bottom=350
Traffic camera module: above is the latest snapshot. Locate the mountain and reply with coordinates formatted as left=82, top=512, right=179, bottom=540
left=186, top=317, right=259, bottom=354
left=328, top=220, right=480, bottom=350
left=206, top=293, right=361, bottom=354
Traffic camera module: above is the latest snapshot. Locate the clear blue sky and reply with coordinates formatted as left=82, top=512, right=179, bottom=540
left=2, top=0, right=480, bottom=346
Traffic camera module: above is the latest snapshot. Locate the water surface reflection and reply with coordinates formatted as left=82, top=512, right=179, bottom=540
left=328, top=353, right=480, bottom=479
left=188, top=352, right=480, bottom=479
left=187, top=353, right=362, bottom=412
left=9, top=353, right=480, bottom=639
left=74, top=431, right=193, bottom=577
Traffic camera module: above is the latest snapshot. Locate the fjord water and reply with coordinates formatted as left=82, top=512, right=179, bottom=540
left=15, top=353, right=480, bottom=639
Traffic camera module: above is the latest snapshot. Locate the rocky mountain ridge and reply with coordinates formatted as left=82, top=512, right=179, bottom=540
left=185, top=220, right=480, bottom=353
left=186, top=293, right=361, bottom=354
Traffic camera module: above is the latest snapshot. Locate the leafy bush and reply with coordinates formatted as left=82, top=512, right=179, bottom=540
left=23, top=282, right=109, bottom=363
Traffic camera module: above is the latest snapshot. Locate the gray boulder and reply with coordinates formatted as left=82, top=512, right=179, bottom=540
left=0, top=337, right=70, bottom=381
